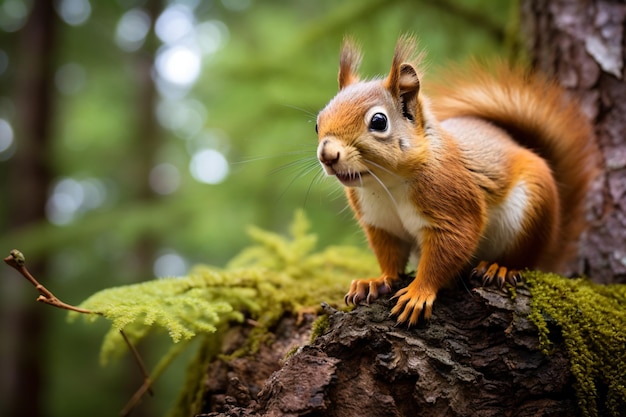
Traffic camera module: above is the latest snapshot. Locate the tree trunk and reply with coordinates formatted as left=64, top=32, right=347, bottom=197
left=520, top=0, right=626, bottom=284
left=1, top=2, right=57, bottom=416
left=198, top=285, right=577, bottom=417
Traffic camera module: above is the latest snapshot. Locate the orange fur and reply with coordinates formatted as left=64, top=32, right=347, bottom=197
left=316, top=37, right=598, bottom=326
left=430, top=63, right=598, bottom=270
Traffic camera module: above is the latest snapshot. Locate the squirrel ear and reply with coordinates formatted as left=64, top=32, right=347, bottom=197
left=398, top=63, right=420, bottom=94
left=338, top=38, right=362, bottom=90
left=386, top=36, right=421, bottom=121
left=397, top=63, right=420, bottom=121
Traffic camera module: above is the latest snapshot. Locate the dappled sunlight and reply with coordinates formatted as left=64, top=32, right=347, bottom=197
left=189, top=149, right=229, bottom=185
left=115, top=8, right=151, bottom=52
left=0, top=0, right=29, bottom=32
left=55, top=0, right=91, bottom=26
left=46, top=177, right=110, bottom=226
left=156, top=44, right=202, bottom=88
left=0, top=117, right=13, bottom=160
left=154, top=250, right=188, bottom=277
left=149, top=163, right=181, bottom=195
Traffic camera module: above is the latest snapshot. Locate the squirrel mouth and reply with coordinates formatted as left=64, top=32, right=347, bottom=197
left=335, top=171, right=368, bottom=186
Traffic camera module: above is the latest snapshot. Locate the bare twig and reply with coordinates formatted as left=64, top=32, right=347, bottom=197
left=120, top=377, right=154, bottom=417
left=4, top=249, right=159, bottom=416
left=119, top=329, right=155, bottom=417
left=121, top=329, right=154, bottom=396
left=4, top=249, right=98, bottom=315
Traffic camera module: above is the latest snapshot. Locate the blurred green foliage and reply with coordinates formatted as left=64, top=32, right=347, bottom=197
left=0, top=0, right=515, bottom=415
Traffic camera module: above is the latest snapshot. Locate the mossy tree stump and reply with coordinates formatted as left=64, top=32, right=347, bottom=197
left=198, top=282, right=582, bottom=417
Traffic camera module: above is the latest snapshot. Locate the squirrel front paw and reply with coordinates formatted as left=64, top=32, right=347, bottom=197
left=344, top=275, right=397, bottom=305
left=471, top=260, right=522, bottom=288
left=390, top=284, right=437, bottom=326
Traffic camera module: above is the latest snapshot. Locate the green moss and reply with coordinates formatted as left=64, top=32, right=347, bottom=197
left=507, top=283, right=517, bottom=300
left=167, top=335, right=223, bottom=417
left=70, top=209, right=376, bottom=364
left=69, top=210, right=377, bottom=413
left=284, top=345, right=300, bottom=360
left=524, top=270, right=626, bottom=417
left=310, top=314, right=330, bottom=343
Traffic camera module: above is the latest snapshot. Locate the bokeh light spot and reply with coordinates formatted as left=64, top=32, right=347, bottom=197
left=155, top=45, right=202, bottom=87
left=149, top=163, right=181, bottom=195
left=189, top=149, right=229, bottom=184
left=0, top=118, right=14, bottom=154
left=155, top=4, right=194, bottom=45
left=115, top=8, right=151, bottom=52
left=154, top=251, right=187, bottom=277
left=56, top=0, right=91, bottom=26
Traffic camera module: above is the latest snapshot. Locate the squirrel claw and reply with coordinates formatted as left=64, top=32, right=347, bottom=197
left=344, top=276, right=395, bottom=306
left=506, top=270, right=522, bottom=286
left=472, top=261, right=522, bottom=290
left=470, top=260, right=489, bottom=280
left=389, top=285, right=436, bottom=326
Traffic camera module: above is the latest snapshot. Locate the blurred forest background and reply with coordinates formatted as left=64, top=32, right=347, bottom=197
left=0, top=0, right=515, bottom=415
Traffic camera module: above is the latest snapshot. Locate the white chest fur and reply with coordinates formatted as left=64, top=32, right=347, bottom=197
left=477, top=180, right=529, bottom=260
left=356, top=183, right=430, bottom=243
left=356, top=179, right=529, bottom=262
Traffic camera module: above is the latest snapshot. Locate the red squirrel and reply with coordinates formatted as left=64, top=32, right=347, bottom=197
left=315, top=36, right=597, bottom=326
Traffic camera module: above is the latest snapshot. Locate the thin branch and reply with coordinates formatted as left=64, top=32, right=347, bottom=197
left=119, top=329, right=155, bottom=417
left=120, top=375, right=155, bottom=417
left=4, top=249, right=99, bottom=315
left=4, top=249, right=159, bottom=416
left=120, top=339, right=194, bottom=417
left=121, top=329, right=154, bottom=396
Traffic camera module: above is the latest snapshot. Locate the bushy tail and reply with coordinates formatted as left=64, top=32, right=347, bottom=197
left=430, top=64, right=599, bottom=267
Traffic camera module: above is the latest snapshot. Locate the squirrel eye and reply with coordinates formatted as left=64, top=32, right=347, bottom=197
left=369, top=113, right=388, bottom=132
left=315, top=123, right=318, bottom=134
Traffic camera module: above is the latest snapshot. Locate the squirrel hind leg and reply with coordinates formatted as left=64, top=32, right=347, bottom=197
left=470, top=261, right=522, bottom=288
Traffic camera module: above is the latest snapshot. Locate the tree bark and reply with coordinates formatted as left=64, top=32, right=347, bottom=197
left=520, top=0, right=626, bottom=284
left=197, top=284, right=577, bottom=417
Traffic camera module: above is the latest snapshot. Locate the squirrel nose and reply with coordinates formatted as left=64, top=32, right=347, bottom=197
left=318, top=139, right=342, bottom=166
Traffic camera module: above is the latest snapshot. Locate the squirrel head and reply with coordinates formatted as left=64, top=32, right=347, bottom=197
left=316, top=36, right=428, bottom=188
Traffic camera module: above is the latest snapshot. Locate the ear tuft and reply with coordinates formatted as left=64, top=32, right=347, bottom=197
left=386, top=36, right=422, bottom=121
left=338, top=37, right=362, bottom=90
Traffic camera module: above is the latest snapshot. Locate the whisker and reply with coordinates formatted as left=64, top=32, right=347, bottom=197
left=338, top=202, right=353, bottom=215
left=271, top=157, right=319, bottom=175
left=278, top=159, right=323, bottom=201
left=280, top=104, right=318, bottom=119
left=232, top=149, right=313, bottom=165
left=329, top=186, right=346, bottom=201
left=303, top=169, right=327, bottom=206
left=362, top=158, right=403, bottom=180
left=366, top=168, right=400, bottom=212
